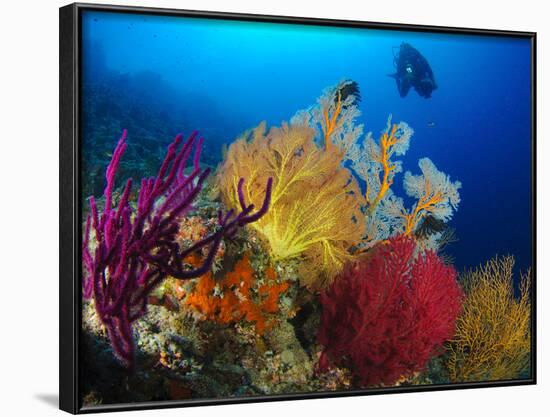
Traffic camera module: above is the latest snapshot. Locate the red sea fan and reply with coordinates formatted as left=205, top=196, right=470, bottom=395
left=318, top=235, right=463, bottom=387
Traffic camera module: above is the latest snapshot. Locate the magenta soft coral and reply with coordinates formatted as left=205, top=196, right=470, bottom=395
left=82, top=129, right=272, bottom=368
left=318, top=236, right=463, bottom=387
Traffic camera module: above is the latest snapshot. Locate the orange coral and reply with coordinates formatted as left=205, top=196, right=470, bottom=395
left=321, top=90, right=342, bottom=150
left=258, top=267, right=289, bottom=314
left=184, top=255, right=289, bottom=334
left=366, top=123, right=401, bottom=213
left=402, top=180, right=444, bottom=235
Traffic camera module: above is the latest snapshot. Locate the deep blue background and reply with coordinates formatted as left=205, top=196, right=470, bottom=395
left=81, top=11, right=532, bottom=274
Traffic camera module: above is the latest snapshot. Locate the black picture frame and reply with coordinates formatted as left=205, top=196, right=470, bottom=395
left=59, top=3, right=537, bottom=414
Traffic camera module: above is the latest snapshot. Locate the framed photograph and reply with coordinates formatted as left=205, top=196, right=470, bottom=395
left=59, top=3, right=536, bottom=413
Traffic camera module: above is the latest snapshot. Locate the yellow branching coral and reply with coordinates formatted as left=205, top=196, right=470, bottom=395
left=217, top=121, right=365, bottom=289
left=448, top=256, right=531, bottom=382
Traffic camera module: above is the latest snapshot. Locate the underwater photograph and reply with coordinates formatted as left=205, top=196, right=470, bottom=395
left=78, top=8, right=534, bottom=407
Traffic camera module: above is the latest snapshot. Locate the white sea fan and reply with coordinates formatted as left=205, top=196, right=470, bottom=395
left=290, top=108, right=313, bottom=128
left=291, top=79, right=364, bottom=154
left=404, top=158, right=462, bottom=222
left=363, top=213, right=390, bottom=247
left=389, top=119, right=414, bottom=156
left=362, top=192, right=407, bottom=245
left=346, top=131, right=374, bottom=181
left=378, top=193, right=406, bottom=226
left=416, top=228, right=458, bottom=264
left=421, top=231, right=443, bottom=252
left=348, top=115, right=413, bottom=205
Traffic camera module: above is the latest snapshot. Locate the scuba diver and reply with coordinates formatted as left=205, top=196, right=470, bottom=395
left=389, top=42, right=437, bottom=99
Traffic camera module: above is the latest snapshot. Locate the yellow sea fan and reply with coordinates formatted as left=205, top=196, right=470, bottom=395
left=447, top=255, right=531, bottom=382
left=217, top=121, right=365, bottom=290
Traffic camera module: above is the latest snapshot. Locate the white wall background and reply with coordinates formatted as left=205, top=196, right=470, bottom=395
left=0, top=0, right=546, bottom=415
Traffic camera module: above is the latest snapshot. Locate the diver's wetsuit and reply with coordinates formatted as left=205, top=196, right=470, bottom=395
left=393, top=43, right=437, bottom=98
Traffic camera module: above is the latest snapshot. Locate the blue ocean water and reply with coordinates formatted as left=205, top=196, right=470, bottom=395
left=81, top=10, right=532, bottom=275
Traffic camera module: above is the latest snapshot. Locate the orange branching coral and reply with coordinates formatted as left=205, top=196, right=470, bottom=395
left=365, top=123, right=406, bottom=214
left=447, top=256, right=531, bottom=382
left=217, top=121, right=365, bottom=289
left=184, top=255, right=289, bottom=334
left=321, top=89, right=343, bottom=151
left=346, top=115, right=414, bottom=245
left=403, top=182, right=444, bottom=235
left=399, top=158, right=461, bottom=236
left=292, top=79, right=363, bottom=155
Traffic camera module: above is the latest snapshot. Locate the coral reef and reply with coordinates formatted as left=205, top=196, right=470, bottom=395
left=217, top=81, right=462, bottom=289
left=184, top=254, right=289, bottom=334
left=80, top=231, right=344, bottom=404
left=318, top=236, right=463, bottom=387
left=79, top=78, right=532, bottom=405
left=448, top=256, right=531, bottom=382
left=217, top=121, right=365, bottom=290
left=81, top=65, right=232, bottom=199
left=82, top=129, right=272, bottom=367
